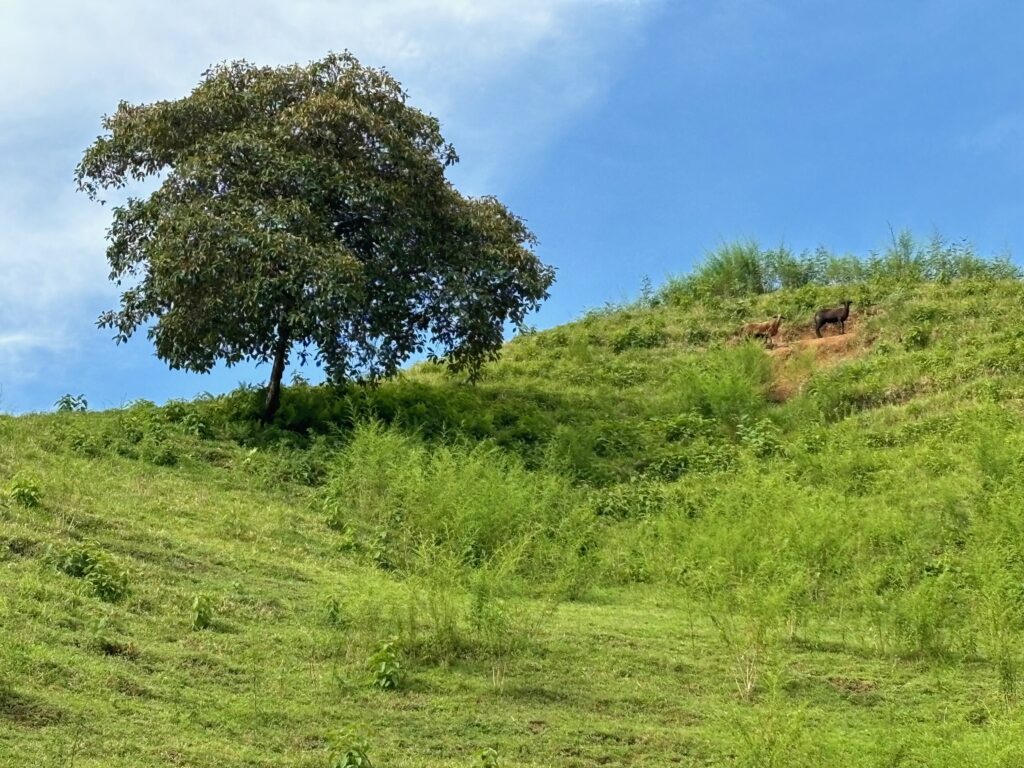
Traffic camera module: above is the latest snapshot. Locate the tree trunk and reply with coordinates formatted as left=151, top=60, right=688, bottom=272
left=262, top=321, right=290, bottom=424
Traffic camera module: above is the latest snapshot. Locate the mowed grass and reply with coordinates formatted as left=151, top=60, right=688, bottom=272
left=7, top=238, right=1024, bottom=765
left=2, top=435, right=1019, bottom=768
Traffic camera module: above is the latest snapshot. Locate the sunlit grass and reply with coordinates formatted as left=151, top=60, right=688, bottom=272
left=6, top=236, right=1024, bottom=765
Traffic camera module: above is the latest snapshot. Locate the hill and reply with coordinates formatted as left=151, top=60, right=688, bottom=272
left=6, top=236, right=1024, bottom=766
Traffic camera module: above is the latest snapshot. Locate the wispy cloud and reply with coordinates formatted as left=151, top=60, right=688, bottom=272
left=0, top=0, right=657, bottom=402
left=1, top=1, right=655, bottom=172
left=962, top=114, right=1024, bottom=165
left=0, top=183, right=110, bottom=370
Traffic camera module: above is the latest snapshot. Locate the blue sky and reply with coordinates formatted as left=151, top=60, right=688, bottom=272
left=2, top=0, right=1023, bottom=413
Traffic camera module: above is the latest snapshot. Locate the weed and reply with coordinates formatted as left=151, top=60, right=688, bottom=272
left=91, top=618, right=139, bottom=659
left=593, top=479, right=667, bottom=519
left=191, top=594, right=214, bottom=631
left=323, top=595, right=349, bottom=629
left=737, top=415, right=781, bottom=457
left=321, top=422, right=586, bottom=576
left=902, top=323, right=932, bottom=350
left=368, top=638, right=403, bottom=690
left=54, top=394, right=88, bottom=413
left=55, top=545, right=130, bottom=602
left=478, top=747, right=500, bottom=767
left=610, top=322, right=665, bottom=352
left=7, top=474, right=42, bottom=507
left=332, top=734, right=374, bottom=768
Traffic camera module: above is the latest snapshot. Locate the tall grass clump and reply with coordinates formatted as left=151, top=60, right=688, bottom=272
left=321, top=422, right=592, bottom=581
left=661, top=233, right=1018, bottom=306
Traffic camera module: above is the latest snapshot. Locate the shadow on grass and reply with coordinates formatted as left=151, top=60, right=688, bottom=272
left=0, top=687, right=65, bottom=728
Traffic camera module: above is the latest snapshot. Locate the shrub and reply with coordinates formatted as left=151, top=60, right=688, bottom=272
left=7, top=474, right=42, bottom=508
left=332, top=734, right=374, bottom=768
left=56, top=545, right=130, bottom=602
left=902, top=323, right=932, bottom=350
left=479, top=748, right=500, bottom=767
left=368, top=638, right=403, bottom=690
left=610, top=323, right=665, bottom=352
left=639, top=440, right=737, bottom=481
left=323, top=595, right=349, bottom=628
left=678, top=241, right=768, bottom=299
left=63, top=427, right=104, bottom=458
left=593, top=479, right=668, bottom=519
left=54, top=393, right=88, bottom=412
left=737, top=415, right=782, bottom=457
left=468, top=578, right=536, bottom=690
left=191, top=594, right=215, bottom=630
left=660, top=233, right=1018, bottom=306
left=606, top=361, right=647, bottom=387
left=321, top=423, right=586, bottom=577
left=658, top=412, right=716, bottom=443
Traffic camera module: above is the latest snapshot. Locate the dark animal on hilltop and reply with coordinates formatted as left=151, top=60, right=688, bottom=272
left=742, top=314, right=783, bottom=348
left=815, top=300, right=852, bottom=338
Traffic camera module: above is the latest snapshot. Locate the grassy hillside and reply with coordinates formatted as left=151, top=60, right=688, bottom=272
left=6, top=236, right=1024, bottom=765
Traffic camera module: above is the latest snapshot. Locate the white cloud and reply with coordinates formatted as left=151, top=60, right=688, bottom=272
left=962, top=114, right=1024, bottom=160
left=0, top=184, right=108, bottom=380
left=0, top=0, right=657, bottom=372
left=0, top=1, right=654, bottom=160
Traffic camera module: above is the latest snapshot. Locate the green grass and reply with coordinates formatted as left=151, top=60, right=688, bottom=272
left=7, top=236, right=1024, bottom=765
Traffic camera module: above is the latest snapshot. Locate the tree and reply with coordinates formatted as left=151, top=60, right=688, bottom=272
left=76, top=52, right=554, bottom=422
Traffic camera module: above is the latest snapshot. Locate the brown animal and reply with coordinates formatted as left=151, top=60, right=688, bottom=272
left=742, top=314, right=783, bottom=348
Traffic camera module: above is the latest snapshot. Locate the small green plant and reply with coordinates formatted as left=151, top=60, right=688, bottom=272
left=659, top=411, right=715, bottom=442
left=7, top=474, right=42, bottom=508
left=592, top=479, right=667, bottom=519
left=902, top=323, right=932, bottom=350
left=143, top=440, right=179, bottom=467
left=56, top=546, right=130, bottom=602
left=90, top=617, right=139, bottom=659
left=191, top=594, right=214, bottom=630
left=62, top=426, right=103, bottom=458
left=478, top=747, right=500, bottom=767
left=996, top=646, right=1020, bottom=706
left=610, top=322, right=665, bottom=352
left=332, top=733, right=374, bottom=768
left=468, top=580, right=536, bottom=692
left=54, top=393, right=88, bottom=412
left=179, top=410, right=210, bottom=438
left=737, top=415, right=781, bottom=457
left=368, top=637, right=403, bottom=690
left=323, top=595, right=349, bottom=628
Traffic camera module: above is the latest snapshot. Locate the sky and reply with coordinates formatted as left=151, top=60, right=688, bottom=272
left=2, top=0, right=1023, bottom=413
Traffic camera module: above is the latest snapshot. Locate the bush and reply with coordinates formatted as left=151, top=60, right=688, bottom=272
left=191, top=594, right=215, bottom=630
left=368, top=638, right=403, bottom=690
left=331, top=734, right=374, bottom=768
left=54, top=393, right=88, bottom=412
left=321, top=423, right=588, bottom=578
left=55, top=545, right=130, bottom=602
left=7, top=474, right=42, bottom=508
left=610, top=323, right=665, bottom=352
left=593, top=479, right=668, bottom=519
left=737, top=415, right=782, bottom=457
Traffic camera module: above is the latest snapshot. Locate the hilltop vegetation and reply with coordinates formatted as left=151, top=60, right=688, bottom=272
left=6, top=235, right=1024, bottom=765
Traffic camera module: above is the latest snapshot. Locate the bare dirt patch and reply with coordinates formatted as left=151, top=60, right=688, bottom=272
left=770, top=331, right=858, bottom=360
left=765, top=315, right=867, bottom=401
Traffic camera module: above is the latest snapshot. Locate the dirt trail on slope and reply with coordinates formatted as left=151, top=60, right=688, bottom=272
left=770, top=329, right=858, bottom=360
left=763, top=313, right=866, bottom=401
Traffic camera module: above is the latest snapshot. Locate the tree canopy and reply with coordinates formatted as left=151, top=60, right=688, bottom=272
left=76, top=52, right=554, bottom=421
